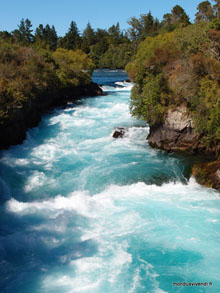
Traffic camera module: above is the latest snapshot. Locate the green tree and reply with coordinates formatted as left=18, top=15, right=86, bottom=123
left=140, top=12, right=154, bottom=40
left=162, top=5, right=190, bottom=31
left=35, top=24, right=44, bottom=41
left=130, top=73, right=167, bottom=125
left=127, top=12, right=159, bottom=48
left=171, top=5, right=190, bottom=26
left=98, top=43, right=132, bottom=69
left=162, top=13, right=174, bottom=31
left=81, top=22, right=95, bottom=53
left=58, top=21, right=81, bottom=50
left=212, top=0, right=220, bottom=19
left=44, top=25, right=58, bottom=50
left=0, top=31, right=12, bottom=42
left=53, top=48, right=95, bottom=86
left=127, top=17, right=142, bottom=42
left=108, top=22, right=123, bottom=45
left=13, top=18, right=33, bottom=45
left=34, top=24, right=58, bottom=50
left=195, top=1, right=214, bottom=22
left=89, top=29, right=109, bottom=66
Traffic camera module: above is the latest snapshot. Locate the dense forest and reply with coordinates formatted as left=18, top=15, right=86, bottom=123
left=2, top=1, right=218, bottom=70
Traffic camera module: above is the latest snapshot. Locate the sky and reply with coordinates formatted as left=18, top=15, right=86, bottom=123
left=1, top=0, right=204, bottom=36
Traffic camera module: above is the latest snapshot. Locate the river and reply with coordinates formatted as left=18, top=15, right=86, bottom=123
left=0, top=70, right=220, bottom=292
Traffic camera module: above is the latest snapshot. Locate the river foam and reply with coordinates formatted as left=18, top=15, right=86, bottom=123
left=0, top=70, right=220, bottom=292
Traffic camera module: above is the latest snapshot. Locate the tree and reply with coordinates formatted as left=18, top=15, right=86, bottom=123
left=81, top=22, right=95, bottom=53
left=35, top=24, right=44, bottom=41
left=195, top=1, right=214, bottom=22
left=171, top=5, right=190, bottom=26
left=127, top=16, right=142, bottom=43
left=59, top=21, right=81, bottom=50
left=34, top=24, right=58, bottom=50
left=0, top=31, right=12, bottom=41
left=154, top=18, right=161, bottom=33
left=14, top=18, right=33, bottom=45
left=53, top=48, right=95, bottom=86
left=162, top=13, right=173, bottom=28
left=44, top=25, right=58, bottom=50
left=89, top=29, right=109, bottom=66
left=108, top=22, right=123, bottom=45
left=162, top=5, right=190, bottom=31
left=139, top=12, right=155, bottom=40
left=212, top=0, right=220, bottom=19
left=127, top=12, right=159, bottom=47
left=95, top=28, right=109, bottom=51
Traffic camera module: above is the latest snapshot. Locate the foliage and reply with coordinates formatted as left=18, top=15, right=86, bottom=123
left=0, top=39, right=95, bottom=119
left=212, top=0, right=220, bottom=19
left=126, top=11, right=220, bottom=145
left=34, top=24, right=58, bottom=50
left=161, top=5, right=190, bottom=32
left=175, top=22, right=209, bottom=56
left=126, top=31, right=178, bottom=83
left=53, top=48, right=95, bottom=86
left=192, top=76, right=220, bottom=143
left=195, top=1, right=214, bottom=22
left=81, top=22, right=95, bottom=53
left=130, top=73, right=169, bottom=125
left=127, top=12, right=161, bottom=49
left=12, top=18, right=33, bottom=45
left=97, top=44, right=133, bottom=69
left=58, top=21, right=81, bottom=51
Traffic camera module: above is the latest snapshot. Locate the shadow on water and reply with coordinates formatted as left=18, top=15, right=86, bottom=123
left=0, top=208, right=98, bottom=292
left=166, top=151, right=216, bottom=180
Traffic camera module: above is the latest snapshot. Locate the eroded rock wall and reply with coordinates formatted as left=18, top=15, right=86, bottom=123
left=0, top=83, right=103, bottom=149
left=148, top=106, right=201, bottom=153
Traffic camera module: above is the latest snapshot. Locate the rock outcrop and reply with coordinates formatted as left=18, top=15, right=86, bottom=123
left=148, top=106, right=201, bottom=153
left=192, top=159, right=220, bottom=190
left=0, top=82, right=103, bottom=150
left=113, top=127, right=128, bottom=138
left=147, top=105, right=220, bottom=190
left=148, top=105, right=220, bottom=155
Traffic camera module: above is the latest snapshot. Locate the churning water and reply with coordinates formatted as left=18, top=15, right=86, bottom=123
left=0, top=70, right=220, bottom=292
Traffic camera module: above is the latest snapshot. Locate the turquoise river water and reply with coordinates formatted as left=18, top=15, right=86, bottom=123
left=0, top=70, right=220, bottom=292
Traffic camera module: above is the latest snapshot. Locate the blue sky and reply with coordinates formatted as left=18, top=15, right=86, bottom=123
left=1, top=0, right=203, bottom=36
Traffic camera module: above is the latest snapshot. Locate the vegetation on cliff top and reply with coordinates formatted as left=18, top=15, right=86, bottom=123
left=126, top=1, right=220, bottom=148
left=0, top=41, right=94, bottom=121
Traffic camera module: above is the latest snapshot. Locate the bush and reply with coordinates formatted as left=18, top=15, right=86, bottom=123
left=127, top=22, right=220, bottom=146
left=193, top=76, right=220, bottom=143
left=130, top=73, right=169, bottom=125
left=0, top=40, right=95, bottom=120
left=53, top=48, right=95, bottom=86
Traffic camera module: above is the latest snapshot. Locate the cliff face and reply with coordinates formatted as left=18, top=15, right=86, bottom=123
left=147, top=105, right=220, bottom=190
left=0, top=82, right=103, bottom=150
left=148, top=105, right=220, bottom=156
left=148, top=106, right=199, bottom=153
left=192, top=160, right=220, bottom=190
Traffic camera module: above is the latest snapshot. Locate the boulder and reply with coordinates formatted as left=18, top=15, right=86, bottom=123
left=113, top=127, right=128, bottom=138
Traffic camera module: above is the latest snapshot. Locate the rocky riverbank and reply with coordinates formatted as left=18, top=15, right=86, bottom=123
left=147, top=105, right=220, bottom=190
left=0, top=82, right=103, bottom=150
left=192, top=159, right=220, bottom=190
